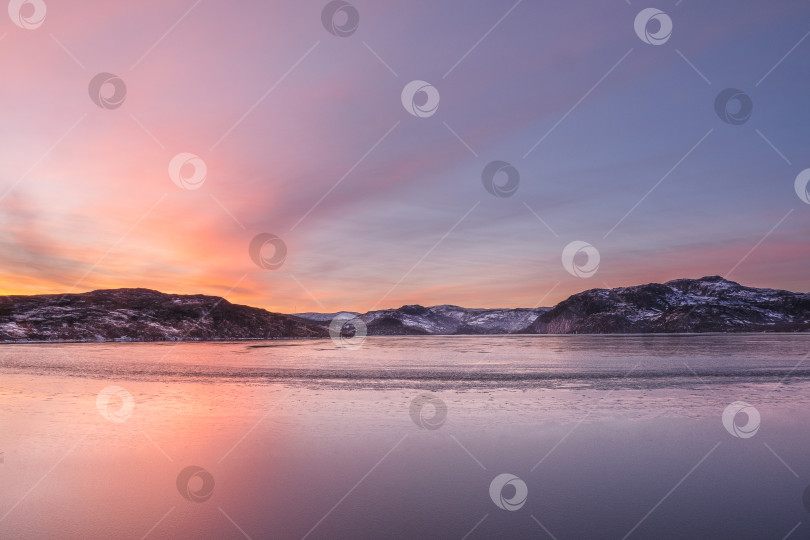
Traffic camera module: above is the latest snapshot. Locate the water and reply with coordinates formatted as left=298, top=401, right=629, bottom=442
left=0, top=335, right=809, bottom=539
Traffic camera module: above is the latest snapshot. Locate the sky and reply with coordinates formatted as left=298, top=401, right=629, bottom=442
left=0, top=0, right=809, bottom=313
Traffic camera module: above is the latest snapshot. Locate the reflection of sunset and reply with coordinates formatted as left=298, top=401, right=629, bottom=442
left=3, top=337, right=810, bottom=537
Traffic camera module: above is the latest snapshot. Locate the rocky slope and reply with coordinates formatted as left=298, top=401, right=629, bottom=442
left=295, top=277, right=810, bottom=335
left=521, top=276, right=810, bottom=333
left=0, top=288, right=327, bottom=342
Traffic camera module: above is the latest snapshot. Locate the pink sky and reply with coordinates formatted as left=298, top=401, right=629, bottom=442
left=1, top=0, right=808, bottom=312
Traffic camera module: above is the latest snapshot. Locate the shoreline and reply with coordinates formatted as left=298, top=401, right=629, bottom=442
left=0, top=330, right=808, bottom=345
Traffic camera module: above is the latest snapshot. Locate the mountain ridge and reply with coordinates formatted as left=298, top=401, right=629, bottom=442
left=0, top=276, right=808, bottom=342
left=294, top=276, right=810, bottom=335
left=0, top=287, right=327, bottom=342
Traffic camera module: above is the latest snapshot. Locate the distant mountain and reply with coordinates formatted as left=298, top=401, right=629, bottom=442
left=0, top=288, right=327, bottom=342
left=0, top=277, right=808, bottom=342
left=294, top=277, right=810, bottom=335
left=295, top=305, right=548, bottom=335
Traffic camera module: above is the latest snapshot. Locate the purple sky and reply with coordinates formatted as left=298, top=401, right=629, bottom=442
left=1, top=0, right=809, bottom=311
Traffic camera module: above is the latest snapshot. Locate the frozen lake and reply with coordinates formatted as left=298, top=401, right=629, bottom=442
left=0, top=334, right=808, bottom=538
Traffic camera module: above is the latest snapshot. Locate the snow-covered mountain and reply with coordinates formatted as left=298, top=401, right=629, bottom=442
left=0, top=288, right=327, bottom=342
left=295, top=276, right=810, bottom=335
left=1, top=276, right=808, bottom=342
left=294, top=304, right=548, bottom=335
left=523, top=276, right=810, bottom=333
